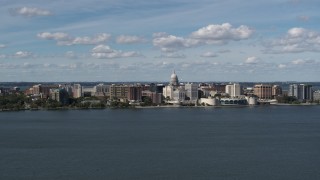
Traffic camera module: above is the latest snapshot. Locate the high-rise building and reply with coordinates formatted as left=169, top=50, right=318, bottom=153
left=185, top=83, right=198, bottom=102
left=225, top=83, right=241, bottom=97
left=288, top=84, right=313, bottom=101
left=313, top=90, right=320, bottom=102
left=127, top=86, right=142, bottom=101
left=163, top=85, right=174, bottom=100
left=109, top=85, right=129, bottom=100
left=73, top=84, right=82, bottom=98
left=50, top=88, right=69, bottom=105
left=94, top=84, right=110, bottom=97
left=253, top=84, right=272, bottom=99
left=272, top=85, right=282, bottom=97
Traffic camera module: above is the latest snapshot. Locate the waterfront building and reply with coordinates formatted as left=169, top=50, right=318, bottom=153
left=211, top=83, right=226, bottom=93
left=94, top=84, right=110, bottom=97
left=185, top=83, right=198, bottom=102
left=163, top=85, right=174, bottom=100
left=30, top=84, right=59, bottom=98
left=82, top=86, right=96, bottom=97
left=142, top=90, right=162, bottom=104
left=288, top=84, right=313, bottom=101
left=220, top=97, right=248, bottom=105
left=73, top=84, right=82, bottom=98
left=272, top=85, right=282, bottom=98
left=253, top=84, right=272, bottom=99
left=225, top=83, right=241, bottom=97
left=313, top=90, right=320, bottom=102
left=172, top=87, right=186, bottom=102
left=127, top=86, right=142, bottom=101
left=109, top=85, right=129, bottom=100
left=50, top=88, right=69, bottom=105
left=200, top=97, right=220, bottom=106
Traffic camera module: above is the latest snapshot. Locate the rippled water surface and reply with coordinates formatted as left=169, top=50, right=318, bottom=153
left=1, top=106, right=320, bottom=180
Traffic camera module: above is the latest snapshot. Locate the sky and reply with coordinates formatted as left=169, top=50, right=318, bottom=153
left=0, top=0, right=320, bottom=82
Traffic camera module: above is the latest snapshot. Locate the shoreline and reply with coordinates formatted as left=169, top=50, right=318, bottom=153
left=1, top=103, right=319, bottom=112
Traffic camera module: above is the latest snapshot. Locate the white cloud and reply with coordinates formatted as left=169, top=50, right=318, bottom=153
left=66, top=33, right=111, bottom=45
left=91, top=45, right=141, bottom=59
left=156, top=53, right=186, bottom=59
left=37, top=32, right=110, bottom=45
left=37, top=32, right=70, bottom=41
left=14, top=51, right=33, bottom=58
left=153, top=23, right=253, bottom=52
left=153, top=34, right=199, bottom=52
left=278, top=64, right=287, bottom=69
left=245, top=56, right=259, bottom=64
left=116, top=35, right=147, bottom=44
left=291, top=59, right=315, bottom=65
left=0, top=44, right=6, bottom=48
left=11, top=7, right=52, bottom=17
left=190, top=23, right=254, bottom=44
left=264, top=27, right=320, bottom=53
left=0, top=54, right=6, bottom=59
left=200, top=52, right=218, bottom=57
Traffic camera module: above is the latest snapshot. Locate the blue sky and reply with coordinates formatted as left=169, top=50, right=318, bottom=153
left=0, top=0, right=320, bottom=82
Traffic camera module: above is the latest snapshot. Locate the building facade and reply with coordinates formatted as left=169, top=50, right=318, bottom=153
left=253, top=84, right=272, bottom=99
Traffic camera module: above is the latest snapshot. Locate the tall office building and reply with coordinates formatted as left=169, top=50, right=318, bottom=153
left=185, top=83, right=198, bottom=102
left=73, top=84, right=82, bottom=98
left=288, top=84, right=313, bottom=101
left=253, top=84, right=272, bottom=99
left=225, top=83, right=241, bottom=97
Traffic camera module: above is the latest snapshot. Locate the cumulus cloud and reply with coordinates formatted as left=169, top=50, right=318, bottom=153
left=116, top=35, right=147, bottom=44
left=37, top=32, right=110, bottom=45
left=0, top=44, right=6, bottom=48
left=200, top=52, right=218, bottom=57
left=11, top=7, right=52, bottom=17
left=245, top=56, right=259, bottom=64
left=153, top=23, right=253, bottom=52
left=153, top=34, right=199, bottom=52
left=156, top=53, right=186, bottom=59
left=14, top=51, right=33, bottom=58
left=264, top=27, right=320, bottom=53
left=37, top=32, right=70, bottom=41
left=91, top=45, right=141, bottom=59
left=291, top=59, right=315, bottom=65
left=190, top=23, right=254, bottom=44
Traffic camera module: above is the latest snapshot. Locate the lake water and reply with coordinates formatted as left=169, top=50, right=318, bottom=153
left=0, top=106, right=320, bottom=180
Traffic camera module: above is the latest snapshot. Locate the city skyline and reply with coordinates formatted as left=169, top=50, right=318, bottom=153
left=1, top=0, right=320, bottom=82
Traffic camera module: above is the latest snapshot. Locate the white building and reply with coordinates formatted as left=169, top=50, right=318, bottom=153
left=313, top=90, right=320, bottom=102
left=163, top=85, right=174, bottom=100
left=225, top=83, right=241, bottom=97
left=185, top=83, right=198, bottom=102
left=73, top=84, right=82, bottom=98
left=173, top=87, right=186, bottom=102
left=170, top=70, right=179, bottom=86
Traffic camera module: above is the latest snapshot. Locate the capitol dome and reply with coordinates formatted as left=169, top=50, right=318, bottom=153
left=171, top=73, right=177, bottom=79
left=170, top=70, right=179, bottom=86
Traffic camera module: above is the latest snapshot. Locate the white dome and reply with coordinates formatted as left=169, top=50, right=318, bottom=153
left=171, top=73, right=177, bottom=79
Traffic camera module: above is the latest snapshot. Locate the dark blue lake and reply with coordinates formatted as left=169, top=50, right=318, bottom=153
left=1, top=106, right=320, bottom=180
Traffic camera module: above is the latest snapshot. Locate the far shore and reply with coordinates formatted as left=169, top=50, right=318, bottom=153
left=1, top=103, right=319, bottom=112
